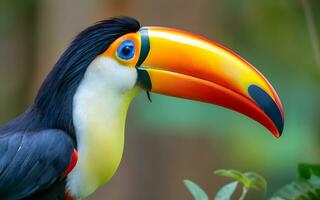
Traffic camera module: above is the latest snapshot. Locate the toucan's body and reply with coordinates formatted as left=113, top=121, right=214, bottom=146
left=0, top=17, right=284, bottom=199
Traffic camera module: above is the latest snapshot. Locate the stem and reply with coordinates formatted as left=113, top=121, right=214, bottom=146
left=239, top=187, right=248, bottom=200
left=301, top=0, right=320, bottom=71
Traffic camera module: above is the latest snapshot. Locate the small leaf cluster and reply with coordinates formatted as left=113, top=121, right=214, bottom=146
left=184, top=169, right=266, bottom=200
left=184, top=163, right=320, bottom=200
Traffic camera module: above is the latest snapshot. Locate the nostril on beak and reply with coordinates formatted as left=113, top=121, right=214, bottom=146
left=248, top=84, right=284, bottom=135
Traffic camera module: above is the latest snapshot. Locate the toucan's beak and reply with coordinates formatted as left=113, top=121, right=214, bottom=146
left=136, top=27, right=284, bottom=137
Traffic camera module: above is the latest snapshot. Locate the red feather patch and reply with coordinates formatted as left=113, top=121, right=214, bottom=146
left=62, top=148, right=78, bottom=177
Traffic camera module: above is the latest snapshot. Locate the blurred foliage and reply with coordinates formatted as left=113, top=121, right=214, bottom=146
left=214, top=169, right=267, bottom=194
left=185, top=163, right=320, bottom=200
left=185, top=169, right=267, bottom=200
left=271, top=177, right=320, bottom=200
left=298, top=163, right=320, bottom=180
left=0, top=0, right=38, bottom=122
left=271, top=163, right=320, bottom=200
left=0, top=0, right=37, bottom=33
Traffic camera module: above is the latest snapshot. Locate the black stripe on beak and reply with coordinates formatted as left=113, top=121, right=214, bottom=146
left=248, top=84, right=284, bottom=135
left=136, top=28, right=152, bottom=91
left=136, top=28, right=150, bottom=66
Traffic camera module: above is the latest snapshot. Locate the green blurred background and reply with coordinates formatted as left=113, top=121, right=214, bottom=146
left=0, top=0, right=319, bottom=199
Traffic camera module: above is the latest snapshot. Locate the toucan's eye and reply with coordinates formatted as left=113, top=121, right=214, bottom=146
left=117, top=40, right=135, bottom=60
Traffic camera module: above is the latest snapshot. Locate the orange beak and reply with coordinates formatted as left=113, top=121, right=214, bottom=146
left=136, top=27, right=284, bottom=137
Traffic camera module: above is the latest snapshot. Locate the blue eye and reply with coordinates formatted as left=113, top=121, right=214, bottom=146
left=117, top=40, right=135, bottom=60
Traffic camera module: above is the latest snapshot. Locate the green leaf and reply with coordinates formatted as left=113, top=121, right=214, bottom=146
left=214, top=169, right=248, bottom=186
left=183, top=179, right=209, bottom=200
left=243, top=172, right=267, bottom=193
left=214, top=169, right=267, bottom=192
left=309, top=176, right=320, bottom=188
left=298, top=163, right=320, bottom=180
left=270, top=176, right=320, bottom=200
left=214, top=181, right=238, bottom=200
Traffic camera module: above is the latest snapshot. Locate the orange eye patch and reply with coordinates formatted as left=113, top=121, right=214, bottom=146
left=102, top=32, right=141, bottom=67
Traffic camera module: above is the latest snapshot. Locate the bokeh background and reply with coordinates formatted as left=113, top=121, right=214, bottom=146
left=0, top=0, right=319, bottom=199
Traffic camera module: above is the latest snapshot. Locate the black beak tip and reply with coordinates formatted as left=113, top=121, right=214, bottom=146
left=248, top=84, right=284, bottom=136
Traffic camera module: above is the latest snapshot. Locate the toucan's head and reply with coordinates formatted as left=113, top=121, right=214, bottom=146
left=35, top=17, right=284, bottom=138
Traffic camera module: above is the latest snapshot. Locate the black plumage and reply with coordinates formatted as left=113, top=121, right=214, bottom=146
left=0, top=16, right=140, bottom=200
left=0, top=130, right=74, bottom=200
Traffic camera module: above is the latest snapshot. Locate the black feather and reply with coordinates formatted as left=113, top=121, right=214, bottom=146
left=0, top=129, right=74, bottom=200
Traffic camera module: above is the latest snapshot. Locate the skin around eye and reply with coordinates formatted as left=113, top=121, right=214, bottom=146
left=117, top=40, right=135, bottom=60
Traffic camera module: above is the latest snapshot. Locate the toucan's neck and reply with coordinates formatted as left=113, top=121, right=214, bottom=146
left=66, top=57, right=140, bottom=198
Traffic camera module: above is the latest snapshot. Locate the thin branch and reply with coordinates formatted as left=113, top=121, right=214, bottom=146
left=301, top=0, right=320, bottom=71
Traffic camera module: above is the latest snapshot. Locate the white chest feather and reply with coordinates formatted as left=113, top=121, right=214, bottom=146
left=66, top=57, right=140, bottom=199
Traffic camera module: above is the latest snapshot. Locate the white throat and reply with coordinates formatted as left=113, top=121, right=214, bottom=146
left=66, top=57, right=140, bottom=199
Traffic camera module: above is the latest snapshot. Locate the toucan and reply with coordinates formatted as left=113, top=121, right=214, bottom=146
left=0, top=17, right=284, bottom=200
